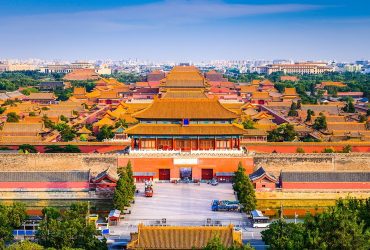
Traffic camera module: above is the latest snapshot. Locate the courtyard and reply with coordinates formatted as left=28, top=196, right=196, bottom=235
left=123, top=182, right=248, bottom=226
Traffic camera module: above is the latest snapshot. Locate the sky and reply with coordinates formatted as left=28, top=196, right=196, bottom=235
left=0, top=0, right=369, bottom=62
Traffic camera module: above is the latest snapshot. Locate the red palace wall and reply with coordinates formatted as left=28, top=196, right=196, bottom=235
left=0, top=182, right=89, bottom=190
left=282, top=182, right=370, bottom=189
left=118, top=157, right=254, bottom=180
left=245, top=144, right=370, bottom=153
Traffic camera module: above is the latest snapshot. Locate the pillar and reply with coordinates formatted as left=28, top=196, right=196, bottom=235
left=197, top=137, right=200, bottom=150
left=138, top=138, right=141, bottom=150
left=214, top=137, right=217, bottom=150
left=172, top=137, right=175, bottom=150
left=155, top=137, right=158, bottom=150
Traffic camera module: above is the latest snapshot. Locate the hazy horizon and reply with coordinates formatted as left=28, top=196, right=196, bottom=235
left=1, top=0, right=369, bottom=61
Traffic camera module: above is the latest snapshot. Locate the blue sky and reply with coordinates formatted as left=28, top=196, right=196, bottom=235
left=0, top=0, right=369, bottom=62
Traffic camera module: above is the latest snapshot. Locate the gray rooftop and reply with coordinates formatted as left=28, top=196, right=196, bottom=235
left=281, top=172, right=370, bottom=183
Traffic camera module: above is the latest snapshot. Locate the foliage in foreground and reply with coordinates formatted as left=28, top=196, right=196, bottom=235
left=113, top=160, right=136, bottom=211
left=233, top=162, right=256, bottom=213
left=203, top=235, right=254, bottom=250
left=36, top=203, right=107, bottom=250
left=262, top=198, right=370, bottom=250
left=0, top=203, right=27, bottom=248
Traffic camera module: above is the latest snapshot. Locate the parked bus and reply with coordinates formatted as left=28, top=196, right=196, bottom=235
left=251, top=210, right=270, bottom=228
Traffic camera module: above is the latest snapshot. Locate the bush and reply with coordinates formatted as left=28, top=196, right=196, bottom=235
left=322, top=147, right=335, bottom=153
left=296, top=147, right=305, bottom=153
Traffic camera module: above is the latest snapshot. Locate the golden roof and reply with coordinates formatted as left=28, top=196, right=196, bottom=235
left=163, top=66, right=206, bottom=88
left=93, top=117, right=115, bottom=128
left=127, top=224, right=241, bottom=250
left=0, top=122, right=45, bottom=136
left=163, top=90, right=207, bottom=99
left=133, top=97, right=238, bottom=120
left=251, top=79, right=261, bottom=85
left=27, top=92, right=56, bottom=100
left=85, top=90, right=101, bottom=99
left=239, top=85, right=258, bottom=93
left=110, top=105, right=126, bottom=118
left=73, top=87, right=86, bottom=96
left=321, top=81, right=346, bottom=87
left=77, top=126, right=92, bottom=134
left=283, top=87, right=298, bottom=96
left=125, top=124, right=247, bottom=135
left=252, top=111, right=273, bottom=120
left=251, top=92, right=270, bottom=99
left=327, top=122, right=367, bottom=132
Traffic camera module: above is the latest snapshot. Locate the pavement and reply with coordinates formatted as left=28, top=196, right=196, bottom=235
left=108, top=183, right=266, bottom=249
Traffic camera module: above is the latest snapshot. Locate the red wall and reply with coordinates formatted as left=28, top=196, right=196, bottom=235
left=246, top=145, right=370, bottom=153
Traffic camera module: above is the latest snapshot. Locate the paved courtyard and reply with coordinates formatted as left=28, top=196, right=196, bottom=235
left=123, top=182, right=248, bottom=225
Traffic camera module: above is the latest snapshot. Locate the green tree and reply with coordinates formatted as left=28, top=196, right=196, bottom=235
left=42, top=115, right=55, bottom=129
left=343, top=100, right=356, bottom=113
left=261, top=219, right=305, bottom=250
left=267, top=124, right=298, bottom=142
left=55, top=123, right=76, bottom=142
left=305, top=109, right=314, bottom=122
left=322, top=147, right=335, bottom=153
left=6, top=112, right=20, bottom=122
left=0, top=106, right=6, bottom=114
left=36, top=203, right=107, bottom=250
left=60, top=115, right=69, bottom=123
left=7, top=240, right=44, bottom=250
left=342, top=145, right=352, bottom=153
left=232, top=162, right=256, bottom=213
left=125, top=160, right=136, bottom=200
left=113, top=170, right=129, bottom=210
left=0, top=203, right=27, bottom=248
left=242, top=119, right=255, bottom=129
left=296, top=147, right=305, bottom=153
left=115, top=118, right=129, bottom=129
left=96, top=125, right=114, bottom=141
left=63, top=144, right=81, bottom=153
left=313, top=114, right=327, bottom=130
left=288, top=102, right=298, bottom=117
left=18, top=144, right=38, bottom=153
left=44, top=145, right=64, bottom=153
left=296, top=100, right=302, bottom=109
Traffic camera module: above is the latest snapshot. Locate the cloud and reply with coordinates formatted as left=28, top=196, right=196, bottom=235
left=1, top=0, right=324, bottom=32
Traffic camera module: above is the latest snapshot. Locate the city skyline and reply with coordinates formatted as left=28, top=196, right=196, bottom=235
left=1, top=0, right=370, bottom=61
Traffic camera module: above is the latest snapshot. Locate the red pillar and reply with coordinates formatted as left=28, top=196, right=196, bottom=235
left=131, top=138, right=134, bottom=149
left=172, top=137, right=175, bottom=150
left=237, top=138, right=240, bottom=149
left=155, top=137, right=158, bottom=150
left=197, top=137, right=200, bottom=150
left=138, top=138, right=141, bottom=150
left=214, top=137, right=216, bottom=150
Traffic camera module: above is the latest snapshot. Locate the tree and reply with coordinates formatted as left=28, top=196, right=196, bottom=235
left=63, top=144, right=81, bottom=153
left=267, top=124, right=298, bottom=142
left=0, top=203, right=27, bottom=248
left=288, top=102, right=298, bottom=117
left=313, top=114, right=327, bottom=130
left=261, top=219, right=305, bottom=250
left=96, top=125, right=114, bottom=141
left=203, top=235, right=254, bottom=250
left=305, top=109, right=314, bottom=122
left=113, top=170, right=129, bottom=210
left=242, top=119, right=255, bottom=129
left=42, top=115, right=55, bottom=129
left=296, top=100, right=302, bottom=109
left=342, top=145, right=352, bottom=153
left=60, top=115, right=69, bottom=123
left=232, top=162, right=256, bottom=213
left=0, top=106, right=6, bottom=114
left=322, top=147, right=335, bottom=153
left=18, top=144, right=38, bottom=153
left=296, top=147, right=305, bottom=153
left=115, top=118, right=129, bottom=129
left=36, top=203, right=107, bottom=250
left=6, top=112, right=20, bottom=122
left=125, top=160, right=136, bottom=200
left=7, top=240, right=44, bottom=250
left=343, top=100, right=355, bottom=113
left=55, top=123, right=76, bottom=142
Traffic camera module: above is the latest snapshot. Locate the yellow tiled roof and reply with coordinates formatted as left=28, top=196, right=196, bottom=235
left=77, top=126, right=92, bottom=134
left=239, top=85, right=258, bottom=93
left=133, top=97, right=238, bottom=120
left=163, top=90, right=207, bottom=99
left=251, top=92, right=270, bottom=99
left=125, top=123, right=247, bottom=135
left=127, top=224, right=241, bottom=250
left=93, top=117, right=115, bottom=128
left=283, top=87, right=298, bottom=96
